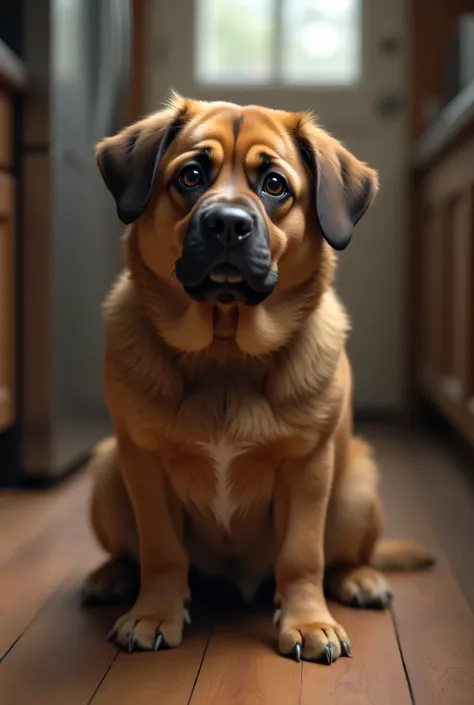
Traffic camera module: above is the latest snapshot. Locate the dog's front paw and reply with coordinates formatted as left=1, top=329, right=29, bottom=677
left=107, top=597, right=191, bottom=652
left=277, top=617, right=351, bottom=664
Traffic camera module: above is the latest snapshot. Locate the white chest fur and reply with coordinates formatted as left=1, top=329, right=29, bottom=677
left=198, top=441, right=249, bottom=531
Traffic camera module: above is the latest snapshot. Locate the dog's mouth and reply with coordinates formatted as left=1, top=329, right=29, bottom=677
left=175, top=201, right=279, bottom=306
left=209, top=263, right=244, bottom=286
left=182, top=263, right=274, bottom=306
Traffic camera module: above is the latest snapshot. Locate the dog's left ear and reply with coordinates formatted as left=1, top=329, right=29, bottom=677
left=295, top=115, right=379, bottom=250
left=95, top=94, right=188, bottom=224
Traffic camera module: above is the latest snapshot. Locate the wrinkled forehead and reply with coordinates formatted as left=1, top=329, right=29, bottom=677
left=175, top=106, right=300, bottom=165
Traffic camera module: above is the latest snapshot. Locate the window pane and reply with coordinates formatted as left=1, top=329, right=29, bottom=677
left=282, top=0, right=361, bottom=85
left=196, top=0, right=274, bottom=84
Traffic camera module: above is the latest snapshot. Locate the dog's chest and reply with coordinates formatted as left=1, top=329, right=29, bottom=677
left=197, top=440, right=251, bottom=531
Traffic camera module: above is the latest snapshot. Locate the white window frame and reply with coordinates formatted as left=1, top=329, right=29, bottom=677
left=194, top=0, right=363, bottom=89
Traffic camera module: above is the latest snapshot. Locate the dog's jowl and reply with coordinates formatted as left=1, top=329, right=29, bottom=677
left=83, top=95, right=434, bottom=663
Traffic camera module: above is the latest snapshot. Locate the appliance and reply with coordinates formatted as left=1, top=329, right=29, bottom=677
left=443, top=13, right=474, bottom=105
left=20, top=0, right=132, bottom=480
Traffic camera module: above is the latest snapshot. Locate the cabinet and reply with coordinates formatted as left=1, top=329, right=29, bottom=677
left=416, top=132, right=474, bottom=443
left=0, top=90, right=12, bottom=168
left=0, top=90, right=15, bottom=431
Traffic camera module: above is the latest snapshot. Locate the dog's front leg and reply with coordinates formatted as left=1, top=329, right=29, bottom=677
left=108, top=428, right=190, bottom=652
left=274, top=441, right=351, bottom=664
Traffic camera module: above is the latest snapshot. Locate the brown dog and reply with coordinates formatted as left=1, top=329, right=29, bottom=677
left=83, top=94, right=433, bottom=664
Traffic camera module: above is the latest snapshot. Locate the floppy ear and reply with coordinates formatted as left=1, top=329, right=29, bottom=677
left=296, top=115, right=378, bottom=250
left=95, top=95, right=188, bottom=224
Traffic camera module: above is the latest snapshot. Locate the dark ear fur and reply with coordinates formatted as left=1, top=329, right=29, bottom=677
left=95, top=97, right=187, bottom=224
left=296, top=115, right=378, bottom=250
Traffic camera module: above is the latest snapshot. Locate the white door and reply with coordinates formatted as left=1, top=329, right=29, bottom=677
left=144, top=0, right=408, bottom=412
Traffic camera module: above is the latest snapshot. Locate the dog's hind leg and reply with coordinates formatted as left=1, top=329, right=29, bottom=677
left=324, top=436, right=393, bottom=607
left=81, top=556, right=140, bottom=607
left=325, top=436, right=433, bottom=609
left=81, top=438, right=139, bottom=607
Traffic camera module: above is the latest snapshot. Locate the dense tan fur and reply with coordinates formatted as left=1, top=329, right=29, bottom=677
left=84, top=96, right=433, bottom=663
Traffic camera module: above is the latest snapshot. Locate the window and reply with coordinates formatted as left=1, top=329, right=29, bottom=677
left=195, top=0, right=361, bottom=86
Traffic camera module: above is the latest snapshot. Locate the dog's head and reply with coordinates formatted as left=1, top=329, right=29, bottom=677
left=97, top=94, right=377, bottom=355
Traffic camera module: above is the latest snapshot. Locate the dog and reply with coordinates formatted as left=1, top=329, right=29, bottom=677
left=82, top=94, right=433, bottom=664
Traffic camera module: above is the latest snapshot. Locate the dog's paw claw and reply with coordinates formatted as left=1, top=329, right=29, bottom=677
left=106, top=628, right=117, bottom=643
left=341, top=640, right=352, bottom=658
left=183, top=607, right=191, bottom=626
left=279, top=620, right=350, bottom=664
left=291, top=643, right=302, bottom=663
left=373, top=596, right=388, bottom=609
left=127, top=634, right=138, bottom=653
left=322, top=643, right=334, bottom=665
left=154, top=631, right=164, bottom=651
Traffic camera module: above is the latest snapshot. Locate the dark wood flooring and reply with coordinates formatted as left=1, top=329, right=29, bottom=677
left=0, top=426, right=473, bottom=704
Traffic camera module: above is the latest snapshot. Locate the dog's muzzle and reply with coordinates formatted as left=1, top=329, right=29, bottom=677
left=175, top=202, right=278, bottom=305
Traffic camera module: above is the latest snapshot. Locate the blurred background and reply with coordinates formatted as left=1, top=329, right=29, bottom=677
left=1, top=0, right=474, bottom=485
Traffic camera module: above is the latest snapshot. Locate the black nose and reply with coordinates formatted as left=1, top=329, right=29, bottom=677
left=203, top=205, right=253, bottom=248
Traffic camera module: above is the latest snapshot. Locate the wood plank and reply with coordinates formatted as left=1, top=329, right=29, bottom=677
left=302, top=604, right=412, bottom=705
left=401, top=438, right=474, bottom=609
left=390, top=564, right=474, bottom=705
left=189, top=613, right=301, bottom=705
left=0, top=426, right=471, bottom=705
left=0, top=473, right=90, bottom=569
left=0, top=476, right=103, bottom=657
left=91, top=625, right=210, bottom=705
left=0, top=561, right=121, bottom=705
left=369, top=428, right=474, bottom=705
left=372, top=427, right=474, bottom=606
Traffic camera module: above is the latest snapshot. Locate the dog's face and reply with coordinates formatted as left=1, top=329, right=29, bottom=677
left=172, top=113, right=290, bottom=307
left=97, top=95, right=378, bottom=354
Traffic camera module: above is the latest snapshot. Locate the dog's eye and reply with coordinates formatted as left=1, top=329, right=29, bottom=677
left=262, top=173, right=288, bottom=198
left=179, top=165, right=203, bottom=189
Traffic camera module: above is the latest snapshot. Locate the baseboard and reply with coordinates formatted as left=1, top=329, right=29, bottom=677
left=20, top=450, right=92, bottom=489
left=419, top=399, right=474, bottom=478
left=353, top=408, right=405, bottom=424
left=0, top=426, right=20, bottom=487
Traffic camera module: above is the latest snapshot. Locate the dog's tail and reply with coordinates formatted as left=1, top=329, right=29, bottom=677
left=370, top=539, right=435, bottom=571
left=349, top=437, right=436, bottom=572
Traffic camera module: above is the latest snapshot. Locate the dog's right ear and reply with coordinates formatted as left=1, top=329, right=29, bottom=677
left=95, top=94, right=188, bottom=224
left=294, top=112, right=378, bottom=250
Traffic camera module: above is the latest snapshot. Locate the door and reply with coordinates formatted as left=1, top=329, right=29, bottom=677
left=144, top=0, right=408, bottom=411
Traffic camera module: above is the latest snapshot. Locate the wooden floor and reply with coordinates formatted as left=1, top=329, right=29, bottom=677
left=1, top=426, right=474, bottom=705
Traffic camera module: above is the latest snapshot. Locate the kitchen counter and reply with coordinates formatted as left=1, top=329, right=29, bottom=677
left=415, top=81, right=474, bottom=168
left=0, top=39, right=27, bottom=92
